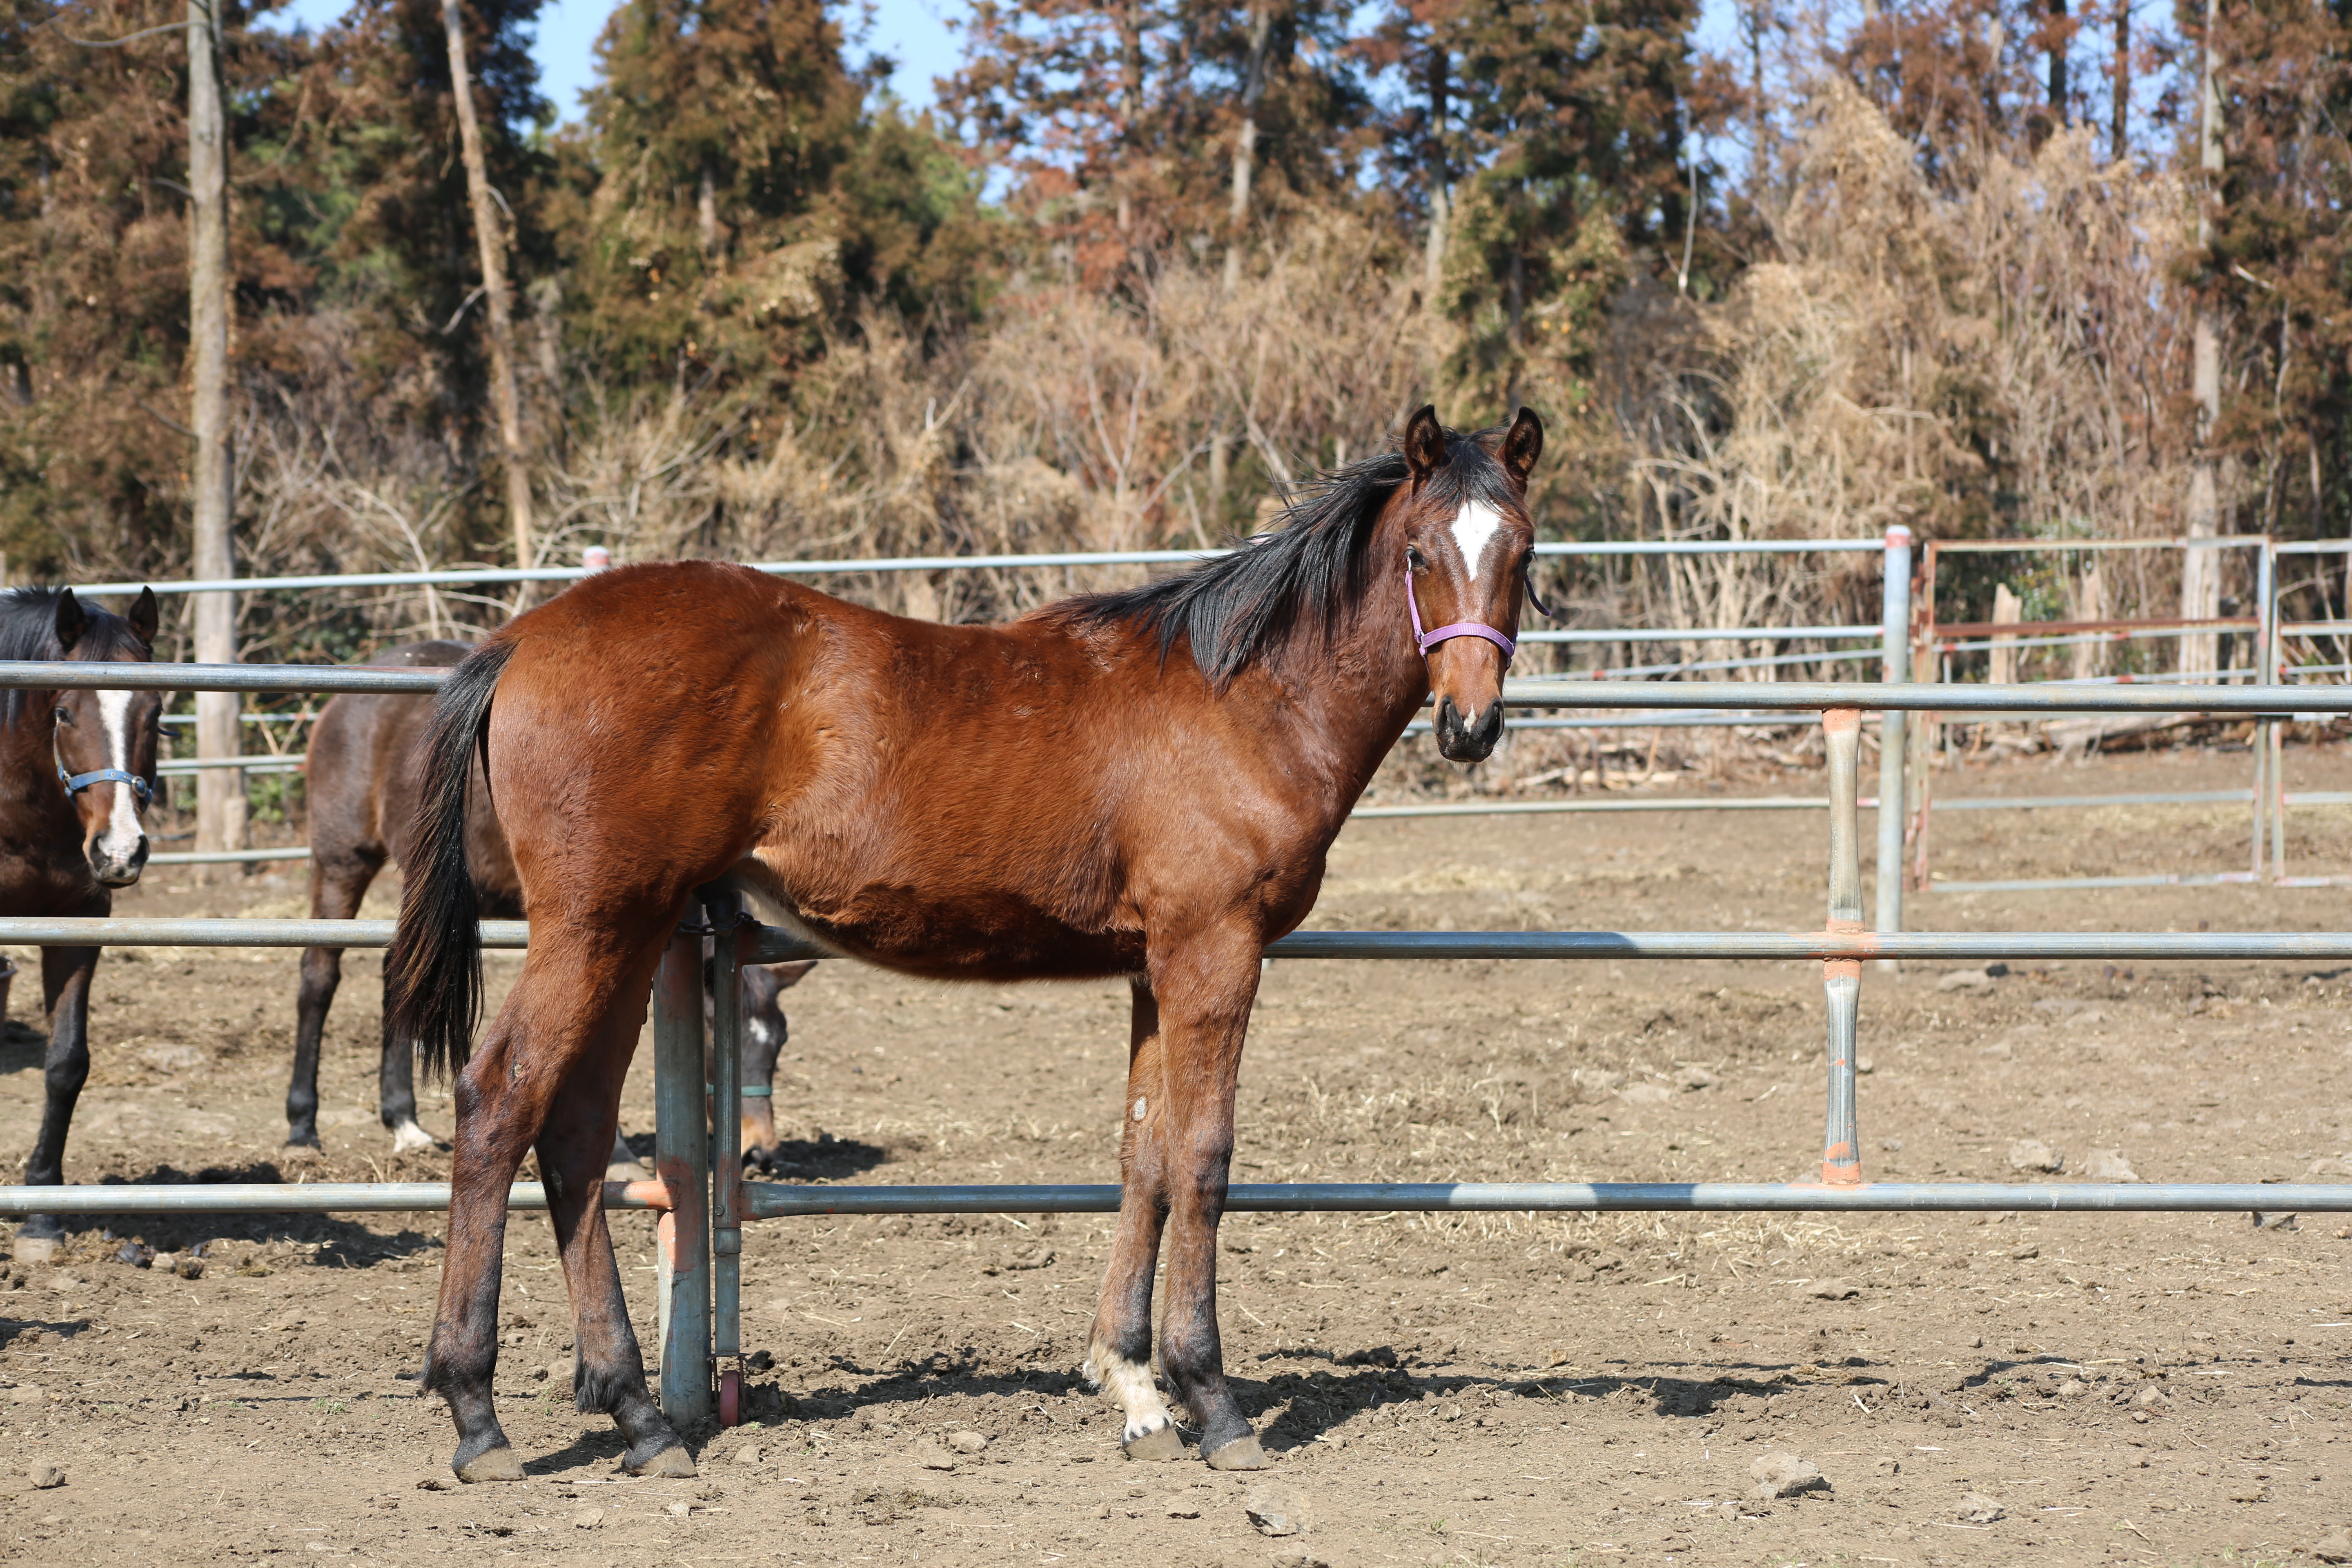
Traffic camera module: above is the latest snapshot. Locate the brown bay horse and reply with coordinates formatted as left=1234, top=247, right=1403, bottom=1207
left=0, top=587, right=162, bottom=1262
left=387, top=408, right=1544, bottom=1481
left=293, top=641, right=813, bottom=1158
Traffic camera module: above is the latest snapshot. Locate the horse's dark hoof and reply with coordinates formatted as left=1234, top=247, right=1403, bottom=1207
left=622, top=1442, right=695, bottom=1478
left=1122, top=1424, right=1185, bottom=1461
left=1203, top=1432, right=1270, bottom=1470
left=453, top=1444, right=526, bottom=1483
left=284, top=1128, right=322, bottom=1151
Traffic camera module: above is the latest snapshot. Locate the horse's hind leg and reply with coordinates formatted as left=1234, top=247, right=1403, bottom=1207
left=424, top=929, right=668, bottom=1481
left=1086, top=980, right=1182, bottom=1459
left=537, top=1002, right=692, bottom=1477
left=289, top=844, right=381, bottom=1149
left=379, top=1008, right=438, bottom=1155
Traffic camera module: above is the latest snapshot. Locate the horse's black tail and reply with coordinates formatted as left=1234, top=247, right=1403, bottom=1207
left=385, top=638, right=516, bottom=1080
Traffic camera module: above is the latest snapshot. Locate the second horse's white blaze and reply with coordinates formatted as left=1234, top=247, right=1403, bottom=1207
left=1449, top=500, right=1505, bottom=581
left=94, top=689, right=143, bottom=864
left=1085, top=1338, right=1174, bottom=1443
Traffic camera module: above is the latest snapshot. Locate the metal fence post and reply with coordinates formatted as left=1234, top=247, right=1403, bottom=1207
left=703, top=889, right=748, bottom=1427
left=1820, top=708, right=1865, bottom=1186
left=2260, top=541, right=2288, bottom=877
left=653, top=925, right=712, bottom=1426
left=1874, top=526, right=1912, bottom=970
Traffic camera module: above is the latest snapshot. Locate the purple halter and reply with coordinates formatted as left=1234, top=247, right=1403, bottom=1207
left=1406, top=559, right=1555, bottom=668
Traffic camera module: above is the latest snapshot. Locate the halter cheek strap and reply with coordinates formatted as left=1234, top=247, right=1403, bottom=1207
left=1405, top=565, right=1518, bottom=666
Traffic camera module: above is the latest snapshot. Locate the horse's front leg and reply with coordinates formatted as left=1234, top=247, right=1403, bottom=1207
left=1086, top=980, right=1181, bottom=1458
left=16, top=942, right=100, bottom=1263
left=1147, top=935, right=1268, bottom=1469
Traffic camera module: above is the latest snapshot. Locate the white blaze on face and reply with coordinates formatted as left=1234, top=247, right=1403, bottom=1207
left=1449, top=500, right=1506, bottom=585
left=93, top=688, right=144, bottom=864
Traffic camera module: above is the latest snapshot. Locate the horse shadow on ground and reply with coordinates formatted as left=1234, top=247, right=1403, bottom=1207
left=619, top=1128, right=887, bottom=1180
left=720, top=1342, right=1905, bottom=1455
left=41, top=1160, right=442, bottom=1266
left=0, top=1020, right=48, bottom=1075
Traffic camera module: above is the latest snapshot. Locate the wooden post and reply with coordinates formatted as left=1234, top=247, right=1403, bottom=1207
left=441, top=0, right=535, bottom=586
left=187, top=0, right=243, bottom=862
left=2182, top=2, right=2226, bottom=677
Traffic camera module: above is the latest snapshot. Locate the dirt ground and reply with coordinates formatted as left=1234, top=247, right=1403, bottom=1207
left=1, top=741, right=2351, bottom=1566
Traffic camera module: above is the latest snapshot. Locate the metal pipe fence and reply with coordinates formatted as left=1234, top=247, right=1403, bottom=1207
left=2, top=658, right=2351, bottom=1428
left=82, top=532, right=2342, bottom=902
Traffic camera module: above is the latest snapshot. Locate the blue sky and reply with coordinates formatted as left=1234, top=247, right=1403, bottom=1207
left=256, top=0, right=1781, bottom=133
left=262, top=0, right=1754, bottom=125
left=266, top=0, right=976, bottom=119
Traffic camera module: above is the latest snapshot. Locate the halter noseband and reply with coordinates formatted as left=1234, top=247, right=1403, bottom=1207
left=58, top=762, right=152, bottom=805
left=1405, top=558, right=1557, bottom=668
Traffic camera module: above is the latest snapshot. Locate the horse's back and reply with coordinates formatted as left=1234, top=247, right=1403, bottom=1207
left=479, top=559, right=1278, bottom=977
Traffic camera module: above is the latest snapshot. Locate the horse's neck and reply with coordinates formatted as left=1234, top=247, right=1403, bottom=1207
left=1263, top=564, right=1430, bottom=815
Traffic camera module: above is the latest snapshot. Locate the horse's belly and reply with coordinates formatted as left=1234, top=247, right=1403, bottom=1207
left=734, top=856, right=1141, bottom=981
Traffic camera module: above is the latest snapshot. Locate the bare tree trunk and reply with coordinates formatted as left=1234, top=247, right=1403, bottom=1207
left=187, top=0, right=243, bottom=861
left=1224, top=0, right=1277, bottom=292
left=2047, top=0, right=2069, bottom=122
left=2111, top=0, right=2130, bottom=158
left=442, top=0, right=534, bottom=586
left=1423, top=41, right=1450, bottom=295
left=2182, top=8, right=2225, bottom=677
left=1116, top=0, right=1144, bottom=235
left=697, top=162, right=720, bottom=259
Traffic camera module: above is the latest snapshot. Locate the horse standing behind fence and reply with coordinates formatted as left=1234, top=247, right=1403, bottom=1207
left=388, top=407, right=1543, bottom=1482
left=0, top=586, right=160, bottom=1262
left=293, top=641, right=812, bottom=1159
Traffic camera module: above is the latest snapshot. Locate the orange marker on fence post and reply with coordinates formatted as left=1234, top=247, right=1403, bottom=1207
left=1819, top=707, right=1865, bottom=1187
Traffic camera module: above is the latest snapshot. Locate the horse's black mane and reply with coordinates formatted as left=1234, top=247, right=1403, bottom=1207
left=0, top=587, right=149, bottom=724
left=1058, top=422, right=1515, bottom=686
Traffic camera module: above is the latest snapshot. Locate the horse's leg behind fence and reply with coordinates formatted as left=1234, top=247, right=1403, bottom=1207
left=15, top=941, right=99, bottom=1263
left=1087, top=979, right=1181, bottom=1458
left=425, top=924, right=676, bottom=1482
left=288, top=841, right=383, bottom=1149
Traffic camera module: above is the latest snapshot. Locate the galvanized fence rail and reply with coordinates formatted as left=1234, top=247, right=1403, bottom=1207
left=106, top=529, right=2350, bottom=904
left=3, top=657, right=2352, bottom=1424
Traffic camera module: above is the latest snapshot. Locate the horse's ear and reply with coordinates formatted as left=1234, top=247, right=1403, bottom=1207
left=127, top=587, right=158, bottom=646
left=51, top=588, right=86, bottom=653
left=1502, top=407, right=1544, bottom=486
left=1402, top=405, right=1446, bottom=487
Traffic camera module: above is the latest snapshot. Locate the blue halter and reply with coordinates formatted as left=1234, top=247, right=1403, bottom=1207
left=57, top=762, right=151, bottom=805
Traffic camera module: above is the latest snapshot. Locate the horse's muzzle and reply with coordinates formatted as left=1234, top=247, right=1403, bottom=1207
left=89, top=836, right=148, bottom=887
left=1434, top=695, right=1503, bottom=763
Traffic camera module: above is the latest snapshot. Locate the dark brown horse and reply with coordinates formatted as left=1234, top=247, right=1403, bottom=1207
left=0, top=586, right=161, bottom=1262
left=387, top=407, right=1542, bottom=1481
left=291, top=641, right=813, bottom=1157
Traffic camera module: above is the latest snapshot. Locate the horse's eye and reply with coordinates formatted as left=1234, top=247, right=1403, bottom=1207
left=52, top=707, right=69, bottom=726
left=1406, top=547, right=1427, bottom=572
